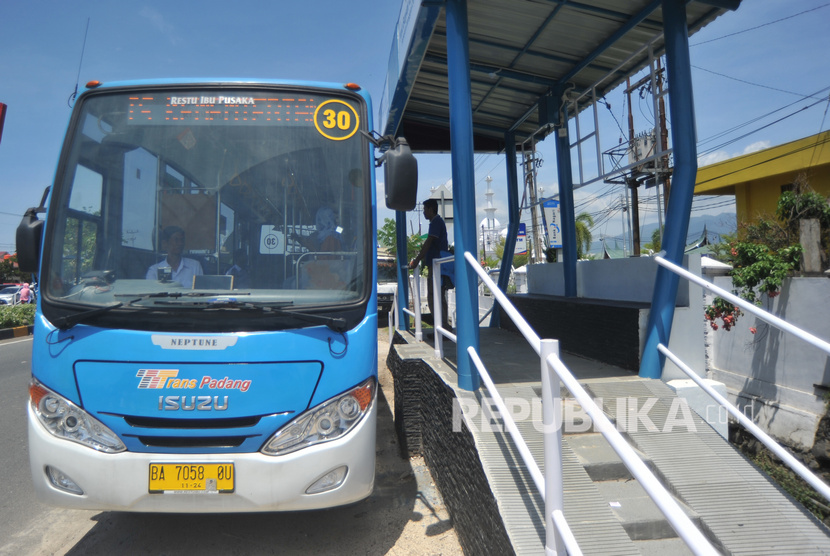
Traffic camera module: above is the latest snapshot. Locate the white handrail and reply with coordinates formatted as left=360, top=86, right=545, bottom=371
left=552, top=510, right=583, bottom=556
left=541, top=339, right=566, bottom=556
left=658, top=342, right=830, bottom=501
left=463, top=251, right=542, bottom=354
left=459, top=250, right=717, bottom=555
left=408, top=267, right=423, bottom=342
left=545, top=352, right=717, bottom=554
left=432, top=254, right=455, bottom=358
left=468, top=342, right=581, bottom=555
left=468, top=348, right=545, bottom=493
left=655, top=255, right=830, bottom=356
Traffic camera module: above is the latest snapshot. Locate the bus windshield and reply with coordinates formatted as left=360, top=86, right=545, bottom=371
left=41, top=85, right=371, bottom=331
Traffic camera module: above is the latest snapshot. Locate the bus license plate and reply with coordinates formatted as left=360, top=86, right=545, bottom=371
left=149, top=463, right=235, bottom=493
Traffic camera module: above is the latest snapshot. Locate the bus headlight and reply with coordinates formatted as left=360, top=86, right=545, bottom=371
left=29, top=380, right=126, bottom=453
left=261, top=378, right=375, bottom=456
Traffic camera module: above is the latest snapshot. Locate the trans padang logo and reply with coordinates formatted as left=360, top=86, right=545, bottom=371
left=136, top=369, right=252, bottom=392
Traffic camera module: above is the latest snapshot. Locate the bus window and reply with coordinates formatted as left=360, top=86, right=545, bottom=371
left=69, top=165, right=102, bottom=215
left=122, top=148, right=158, bottom=251
left=40, top=86, right=371, bottom=332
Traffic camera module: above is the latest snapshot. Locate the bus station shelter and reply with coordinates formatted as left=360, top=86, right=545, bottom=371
left=379, top=0, right=740, bottom=387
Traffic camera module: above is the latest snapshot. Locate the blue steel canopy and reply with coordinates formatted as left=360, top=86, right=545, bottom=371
left=380, top=0, right=737, bottom=152
left=381, top=0, right=740, bottom=388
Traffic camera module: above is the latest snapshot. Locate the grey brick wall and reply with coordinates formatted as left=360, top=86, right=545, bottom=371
left=387, top=341, right=515, bottom=556
left=501, top=294, right=645, bottom=371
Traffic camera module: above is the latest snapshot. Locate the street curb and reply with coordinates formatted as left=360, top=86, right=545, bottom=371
left=0, top=325, right=33, bottom=341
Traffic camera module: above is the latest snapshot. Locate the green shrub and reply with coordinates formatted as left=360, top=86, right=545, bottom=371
left=0, top=304, right=36, bottom=329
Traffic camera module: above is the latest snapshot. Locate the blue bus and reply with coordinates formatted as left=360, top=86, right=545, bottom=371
left=16, top=79, right=416, bottom=512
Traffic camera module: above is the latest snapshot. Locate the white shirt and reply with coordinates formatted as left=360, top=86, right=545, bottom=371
left=146, top=257, right=204, bottom=288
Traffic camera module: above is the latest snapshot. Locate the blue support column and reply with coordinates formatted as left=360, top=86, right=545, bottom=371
left=395, top=210, right=410, bottom=331
left=553, top=98, right=577, bottom=297
left=490, top=132, right=519, bottom=328
left=639, top=0, right=698, bottom=378
left=446, top=0, right=480, bottom=390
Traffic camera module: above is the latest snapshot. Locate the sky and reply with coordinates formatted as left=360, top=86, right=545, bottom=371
left=1, top=1, right=829, bottom=255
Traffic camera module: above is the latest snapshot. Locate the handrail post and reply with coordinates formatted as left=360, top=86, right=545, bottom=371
left=433, top=259, right=444, bottom=359
left=392, top=288, right=397, bottom=330
left=413, top=265, right=422, bottom=342
left=541, top=339, right=565, bottom=555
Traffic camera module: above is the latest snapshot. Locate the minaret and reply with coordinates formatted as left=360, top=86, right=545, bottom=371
left=484, top=175, right=497, bottom=231
left=482, top=176, right=498, bottom=258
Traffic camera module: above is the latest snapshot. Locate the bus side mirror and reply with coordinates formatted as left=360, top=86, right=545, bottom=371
left=383, top=138, right=418, bottom=211
left=16, top=207, right=44, bottom=274
left=17, top=187, right=50, bottom=274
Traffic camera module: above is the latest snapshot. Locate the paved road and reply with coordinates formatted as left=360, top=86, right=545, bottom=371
left=0, top=332, right=461, bottom=555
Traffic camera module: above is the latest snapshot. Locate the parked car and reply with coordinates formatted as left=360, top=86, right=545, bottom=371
left=0, top=285, right=22, bottom=305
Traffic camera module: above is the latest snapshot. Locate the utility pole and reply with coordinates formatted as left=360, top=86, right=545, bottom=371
left=657, top=57, right=671, bottom=217
left=525, top=149, right=543, bottom=264
left=624, top=77, right=641, bottom=256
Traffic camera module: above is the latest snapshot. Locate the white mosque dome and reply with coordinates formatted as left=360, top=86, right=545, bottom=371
left=479, top=216, right=501, bottom=229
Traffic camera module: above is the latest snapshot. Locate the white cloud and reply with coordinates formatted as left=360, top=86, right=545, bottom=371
left=698, top=151, right=730, bottom=166
left=698, top=140, right=772, bottom=167
left=139, top=7, right=182, bottom=46
left=742, top=140, right=771, bottom=154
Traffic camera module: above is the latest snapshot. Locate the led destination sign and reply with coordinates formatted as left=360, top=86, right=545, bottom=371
left=127, top=93, right=361, bottom=139
left=128, top=94, right=317, bottom=126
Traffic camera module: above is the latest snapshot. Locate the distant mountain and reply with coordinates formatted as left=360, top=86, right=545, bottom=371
left=590, top=211, right=737, bottom=254
left=646, top=211, right=737, bottom=244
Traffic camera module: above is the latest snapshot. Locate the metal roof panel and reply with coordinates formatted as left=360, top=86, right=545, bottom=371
left=380, top=0, right=737, bottom=152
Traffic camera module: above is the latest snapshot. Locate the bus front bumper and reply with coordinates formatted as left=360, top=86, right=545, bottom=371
left=27, top=402, right=377, bottom=513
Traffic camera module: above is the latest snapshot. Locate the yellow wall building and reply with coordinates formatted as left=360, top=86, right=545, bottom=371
left=695, top=130, right=830, bottom=223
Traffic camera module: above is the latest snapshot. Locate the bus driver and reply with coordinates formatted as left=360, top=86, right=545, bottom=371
left=146, top=225, right=204, bottom=288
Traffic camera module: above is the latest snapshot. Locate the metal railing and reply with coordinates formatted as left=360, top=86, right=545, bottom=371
left=395, top=251, right=718, bottom=555
left=389, top=251, right=830, bottom=553
left=654, top=255, right=830, bottom=501
left=464, top=253, right=717, bottom=554
left=430, top=254, right=456, bottom=359
left=390, top=264, right=423, bottom=343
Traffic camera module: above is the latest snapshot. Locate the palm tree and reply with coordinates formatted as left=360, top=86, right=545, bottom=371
left=575, top=212, right=594, bottom=259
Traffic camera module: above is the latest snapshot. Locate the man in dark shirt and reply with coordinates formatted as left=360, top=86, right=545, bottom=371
left=409, top=198, right=450, bottom=330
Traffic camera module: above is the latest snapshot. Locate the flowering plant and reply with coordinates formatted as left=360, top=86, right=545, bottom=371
left=704, top=297, right=741, bottom=331
left=705, top=240, right=801, bottom=332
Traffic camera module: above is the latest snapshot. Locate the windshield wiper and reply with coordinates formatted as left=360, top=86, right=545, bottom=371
left=115, top=291, right=252, bottom=301
left=152, top=299, right=347, bottom=331
left=264, top=305, right=347, bottom=331
left=53, top=302, right=125, bottom=330
left=112, top=295, right=347, bottom=332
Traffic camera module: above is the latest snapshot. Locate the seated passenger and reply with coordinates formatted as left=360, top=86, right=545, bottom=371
left=146, top=225, right=204, bottom=288
left=291, top=207, right=343, bottom=252
left=225, top=249, right=251, bottom=289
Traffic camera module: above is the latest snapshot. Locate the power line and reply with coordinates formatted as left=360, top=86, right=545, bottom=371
left=692, top=65, right=828, bottom=101
left=689, top=3, right=830, bottom=47
left=697, top=85, right=830, bottom=150
left=697, top=134, right=830, bottom=186
left=699, top=96, right=829, bottom=157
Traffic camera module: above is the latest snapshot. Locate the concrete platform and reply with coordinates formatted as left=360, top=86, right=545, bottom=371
left=387, top=326, right=830, bottom=555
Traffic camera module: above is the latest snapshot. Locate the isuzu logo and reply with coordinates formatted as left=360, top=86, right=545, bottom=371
left=159, top=395, right=229, bottom=411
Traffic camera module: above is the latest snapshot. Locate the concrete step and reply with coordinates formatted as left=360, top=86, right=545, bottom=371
left=596, top=478, right=701, bottom=541
left=633, top=538, right=695, bottom=556
left=567, top=432, right=652, bottom=481
left=567, top=432, right=702, bottom=546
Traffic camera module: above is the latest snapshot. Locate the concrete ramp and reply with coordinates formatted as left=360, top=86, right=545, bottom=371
left=388, top=328, right=830, bottom=555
